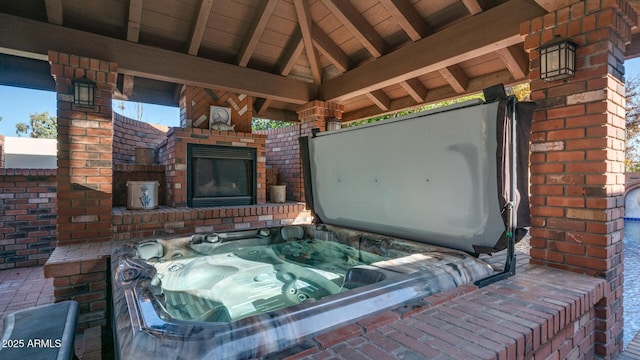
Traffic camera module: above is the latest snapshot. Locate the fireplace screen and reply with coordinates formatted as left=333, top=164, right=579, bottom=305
left=187, top=144, right=256, bottom=207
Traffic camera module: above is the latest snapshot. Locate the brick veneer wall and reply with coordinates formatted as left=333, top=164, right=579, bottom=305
left=253, top=101, right=343, bottom=204
left=0, top=169, right=56, bottom=269
left=112, top=112, right=168, bottom=164
left=112, top=114, right=169, bottom=206
left=522, top=1, right=636, bottom=357
left=112, top=204, right=311, bottom=241
left=255, top=126, right=304, bottom=201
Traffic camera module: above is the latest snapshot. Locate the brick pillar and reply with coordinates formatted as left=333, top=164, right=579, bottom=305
left=294, top=101, right=344, bottom=202
left=49, top=51, right=117, bottom=245
left=296, top=100, right=344, bottom=134
left=523, top=1, right=636, bottom=357
left=178, top=85, right=253, bottom=133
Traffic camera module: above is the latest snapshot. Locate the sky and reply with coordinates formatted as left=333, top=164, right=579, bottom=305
left=2, top=57, right=640, bottom=137
left=0, top=86, right=180, bottom=136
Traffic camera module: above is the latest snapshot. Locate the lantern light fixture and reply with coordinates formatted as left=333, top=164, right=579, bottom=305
left=73, top=77, right=96, bottom=106
left=537, top=37, right=577, bottom=82
left=327, top=117, right=342, bottom=131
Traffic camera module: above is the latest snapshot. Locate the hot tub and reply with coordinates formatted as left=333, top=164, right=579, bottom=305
left=111, top=95, right=534, bottom=359
left=111, top=225, right=495, bottom=359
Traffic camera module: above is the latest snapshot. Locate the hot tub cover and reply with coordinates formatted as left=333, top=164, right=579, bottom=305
left=301, top=98, right=533, bottom=254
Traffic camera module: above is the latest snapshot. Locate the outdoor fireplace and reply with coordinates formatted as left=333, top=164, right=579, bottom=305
left=187, top=144, right=256, bottom=207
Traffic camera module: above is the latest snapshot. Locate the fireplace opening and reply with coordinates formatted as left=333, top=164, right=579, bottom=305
left=187, top=144, right=256, bottom=207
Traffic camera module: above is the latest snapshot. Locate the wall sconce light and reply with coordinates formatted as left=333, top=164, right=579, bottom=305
left=538, top=37, right=577, bottom=81
left=73, top=77, right=96, bottom=106
left=327, top=117, right=342, bottom=131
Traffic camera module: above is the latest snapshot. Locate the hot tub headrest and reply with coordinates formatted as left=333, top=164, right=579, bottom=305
left=281, top=226, right=305, bottom=241
left=136, top=241, right=164, bottom=260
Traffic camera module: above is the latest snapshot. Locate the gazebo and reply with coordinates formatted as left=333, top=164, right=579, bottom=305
left=0, top=0, right=638, bottom=358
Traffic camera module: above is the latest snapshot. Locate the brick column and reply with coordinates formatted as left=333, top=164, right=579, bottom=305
left=523, top=1, right=636, bottom=357
left=294, top=101, right=344, bottom=202
left=49, top=51, right=117, bottom=245
left=296, top=100, right=344, bottom=134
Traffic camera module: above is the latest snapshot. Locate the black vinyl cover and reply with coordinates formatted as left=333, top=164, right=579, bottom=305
left=476, top=100, right=534, bottom=253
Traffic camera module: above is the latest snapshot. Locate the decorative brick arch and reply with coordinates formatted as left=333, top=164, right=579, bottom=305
left=625, top=172, right=640, bottom=196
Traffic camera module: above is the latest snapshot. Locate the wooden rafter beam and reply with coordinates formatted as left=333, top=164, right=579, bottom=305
left=321, top=0, right=386, bottom=58
left=294, top=0, right=322, bottom=84
left=439, top=65, right=468, bottom=93
left=257, top=107, right=299, bottom=122
left=319, top=0, right=546, bottom=102
left=277, top=30, right=304, bottom=75
left=343, top=69, right=519, bottom=122
left=496, top=45, right=528, bottom=80
left=254, top=98, right=273, bottom=116
left=264, top=30, right=305, bottom=116
left=188, top=0, right=214, bottom=55
left=312, top=26, right=350, bottom=72
left=366, top=90, right=391, bottom=111
left=44, top=0, right=63, bottom=25
left=378, top=0, right=430, bottom=41
left=461, top=0, right=483, bottom=15
left=127, top=0, right=144, bottom=42
left=400, top=78, right=427, bottom=103
left=237, top=0, right=279, bottom=67
left=0, top=13, right=316, bottom=104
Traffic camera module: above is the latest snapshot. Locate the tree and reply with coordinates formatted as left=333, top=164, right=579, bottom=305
left=115, top=101, right=146, bottom=122
left=252, top=118, right=293, bottom=130
left=508, top=83, right=531, bottom=101
left=15, top=111, right=57, bottom=139
left=626, top=76, right=640, bottom=171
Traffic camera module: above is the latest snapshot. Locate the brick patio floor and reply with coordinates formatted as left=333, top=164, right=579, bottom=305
left=0, top=266, right=102, bottom=359
left=0, top=266, right=54, bottom=331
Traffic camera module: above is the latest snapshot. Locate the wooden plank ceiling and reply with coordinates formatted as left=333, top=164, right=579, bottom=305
left=0, top=0, right=635, bottom=122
